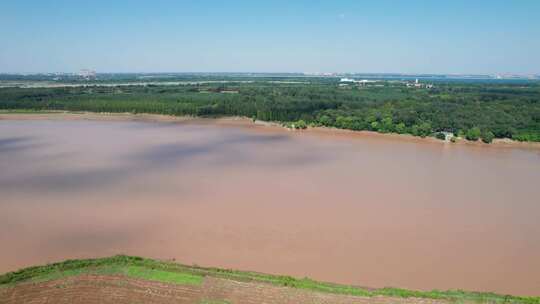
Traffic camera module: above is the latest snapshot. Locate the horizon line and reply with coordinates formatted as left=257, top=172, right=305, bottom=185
left=1, top=71, right=539, bottom=77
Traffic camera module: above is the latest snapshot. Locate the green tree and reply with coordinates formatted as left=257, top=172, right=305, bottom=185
left=370, top=121, right=380, bottom=131
left=318, top=115, right=332, bottom=126
left=293, top=120, right=307, bottom=129
left=466, top=127, right=481, bottom=141
left=412, top=122, right=432, bottom=137
left=411, top=124, right=420, bottom=136
left=366, top=115, right=377, bottom=123
left=336, top=116, right=354, bottom=129
left=395, top=122, right=406, bottom=134
left=481, top=130, right=495, bottom=143
left=380, top=117, right=394, bottom=133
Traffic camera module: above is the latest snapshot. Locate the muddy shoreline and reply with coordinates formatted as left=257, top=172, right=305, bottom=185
left=1, top=111, right=539, bottom=150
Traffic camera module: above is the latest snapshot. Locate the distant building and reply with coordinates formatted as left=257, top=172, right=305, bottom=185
left=442, top=131, right=454, bottom=141
left=357, top=79, right=376, bottom=86
left=406, top=78, right=433, bottom=89
left=340, top=78, right=376, bottom=86
left=78, top=69, right=96, bottom=80
left=304, top=72, right=337, bottom=77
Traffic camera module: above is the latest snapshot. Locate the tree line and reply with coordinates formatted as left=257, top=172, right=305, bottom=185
left=0, top=81, right=538, bottom=142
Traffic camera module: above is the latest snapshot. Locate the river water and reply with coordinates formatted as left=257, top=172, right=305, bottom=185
left=1, top=118, right=539, bottom=295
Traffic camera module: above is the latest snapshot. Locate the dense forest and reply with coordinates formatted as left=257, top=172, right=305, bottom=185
left=1, top=78, right=539, bottom=143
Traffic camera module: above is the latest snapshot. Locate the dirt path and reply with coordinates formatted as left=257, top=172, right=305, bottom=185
left=0, top=275, right=452, bottom=304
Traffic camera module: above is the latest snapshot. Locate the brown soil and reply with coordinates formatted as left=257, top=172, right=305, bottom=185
left=0, top=275, right=452, bottom=304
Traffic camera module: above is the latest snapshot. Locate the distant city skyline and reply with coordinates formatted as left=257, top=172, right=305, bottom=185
left=1, top=0, right=539, bottom=74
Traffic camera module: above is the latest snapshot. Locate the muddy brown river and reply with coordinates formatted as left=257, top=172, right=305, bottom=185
left=1, top=117, right=539, bottom=296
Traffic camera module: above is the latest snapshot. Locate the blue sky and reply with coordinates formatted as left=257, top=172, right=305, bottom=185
left=1, top=0, right=539, bottom=74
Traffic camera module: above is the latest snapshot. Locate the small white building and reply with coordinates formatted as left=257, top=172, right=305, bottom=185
left=340, top=78, right=376, bottom=86
left=442, top=132, right=454, bottom=141
left=78, top=69, right=96, bottom=79
left=406, top=78, right=434, bottom=89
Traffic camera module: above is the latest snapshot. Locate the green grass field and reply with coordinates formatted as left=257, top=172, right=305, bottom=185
left=0, top=255, right=538, bottom=303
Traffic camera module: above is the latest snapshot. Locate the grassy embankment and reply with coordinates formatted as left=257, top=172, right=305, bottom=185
left=0, top=255, right=538, bottom=303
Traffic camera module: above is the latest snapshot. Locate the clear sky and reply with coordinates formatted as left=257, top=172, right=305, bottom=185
left=1, top=0, right=539, bottom=74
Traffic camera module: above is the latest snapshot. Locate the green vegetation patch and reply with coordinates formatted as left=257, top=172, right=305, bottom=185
left=1, top=255, right=539, bottom=303
left=31, top=268, right=89, bottom=283
left=125, top=265, right=202, bottom=285
left=0, top=256, right=203, bottom=287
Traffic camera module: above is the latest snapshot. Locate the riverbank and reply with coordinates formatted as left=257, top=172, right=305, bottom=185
left=1, top=256, right=538, bottom=303
left=1, top=110, right=539, bottom=150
